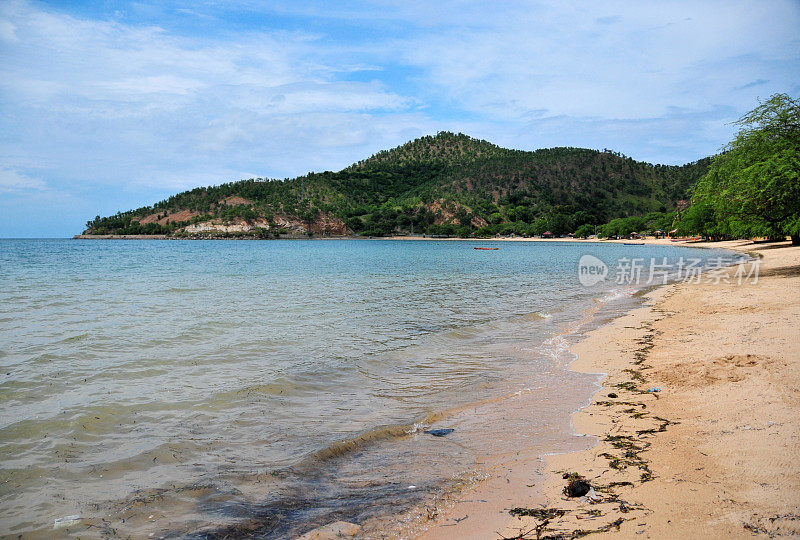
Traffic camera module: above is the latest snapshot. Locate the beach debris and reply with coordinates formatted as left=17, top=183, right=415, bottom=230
left=603, top=518, right=625, bottom=532
left=407, top=485, right=417, bottom=489
left=646, top=387, right=661, bottom=393
left=607, top=393, right=618, bottom=398
left=614, top=381, right=644, bottom=393
left=424, top=428, right=454, bottom=437
left=53, top=515, right=82, bottom=529
left=582, top=487, right=601, bottom=502
left=509, top=507, right=566, bottom=519
left=636, top=416, right=673, bottom=436
left=623, top=368, right=646, bottom=382
left=498, top=519, right=552, bottom=540
left=564, top=476, right=592, bottom=498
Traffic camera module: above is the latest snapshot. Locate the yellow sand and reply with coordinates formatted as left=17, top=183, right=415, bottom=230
left=408, top=239, right=799, bottom=539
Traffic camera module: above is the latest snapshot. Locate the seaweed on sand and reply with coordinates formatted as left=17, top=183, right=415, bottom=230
left=509, top=508, right=568, bottom=519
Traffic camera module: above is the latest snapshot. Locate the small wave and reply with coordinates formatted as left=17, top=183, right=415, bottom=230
left=520, top=311, right=552, bottom=322
left=59, top=333, right=89, bottom=343
left=215, top=381, right=304, bottom=399
left=443, top=327, right=481, bottom=339
left=538, top=334, right=578, bottom=365
left=307, top=425, right=411, bottom=463
left=594, top=288, right=633, bottom=303
left=161, top=287, right=204, bottom=294
left=296, top=411, right=449, bottom=468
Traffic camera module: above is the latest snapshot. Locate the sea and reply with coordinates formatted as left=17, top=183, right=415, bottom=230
left=0, top=238, right=737, bottom=537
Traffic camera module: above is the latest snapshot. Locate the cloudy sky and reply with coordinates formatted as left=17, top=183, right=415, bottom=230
left=1, top=0, right=798, bottom=237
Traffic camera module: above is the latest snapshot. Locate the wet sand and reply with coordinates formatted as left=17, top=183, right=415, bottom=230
left=399, top=239, right=800, bottom=539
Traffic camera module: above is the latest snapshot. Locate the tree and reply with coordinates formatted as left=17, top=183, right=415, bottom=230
left=692, top=94, right=800, bottom=244
left=532, top=218, right=549, bottom=236
left=455, top=207, right=473, bottom=226
left=548, top=212, right=574, bottom=236
left=677, top=200, right=718, bottom=238
left=574, top=224, right=595, bottom=238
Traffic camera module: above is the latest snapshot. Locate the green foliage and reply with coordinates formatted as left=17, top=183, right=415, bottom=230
left=597, top=216, right=644, bottom=238
left=675, top=200, right=717, bottom=237
left=574, top=223, right=595, bottom=238
left=85, top=132, right=710, bottom=238
left=685, top=94, right=800, bottom=242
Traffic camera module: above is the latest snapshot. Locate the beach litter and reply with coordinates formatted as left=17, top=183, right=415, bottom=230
left=53, top=515, right=81, bottom=529
left=424, top=428, right=454, bottom=437
left=582, top=487, right=601, bottom=502
left=607, top=393, right=618, bottom=398
left=646, top=388, right=661, bottom=393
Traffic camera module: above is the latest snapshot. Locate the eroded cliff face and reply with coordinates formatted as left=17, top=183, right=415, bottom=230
left=133, top=209, right=199, bottom=226
left=184, top=218, right=271, bottom=234
left=300, top=214, right=349, bottom=235
left=182, top=213, right=349, bottom=236
left=126, top=194, right=352, bottom=237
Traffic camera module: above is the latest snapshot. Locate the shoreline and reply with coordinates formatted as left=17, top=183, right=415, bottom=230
left=71, top=232, right=727, bottom=248
left=407, top=239, right=799, bottom=539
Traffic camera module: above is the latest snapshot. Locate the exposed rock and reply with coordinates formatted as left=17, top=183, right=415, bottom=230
left=565, top=478, right=591, bottom=497
left=306, top=215, right=349, bottom=235
left=271, top=214, right=349, bottom=235
left=184, top=218, right=270, bottom=234
left=423, top=199, right=487, bottom=228
left=180, top=213, right=350, bottom=236
left=136, top=209, right=198, bottom=226
left=219, top=195, right=254, bottom=206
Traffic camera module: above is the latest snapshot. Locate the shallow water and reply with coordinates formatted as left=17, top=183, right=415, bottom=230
left=0, top=239, right=734, bottom=537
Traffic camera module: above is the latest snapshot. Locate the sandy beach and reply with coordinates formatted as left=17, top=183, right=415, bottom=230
left=392, top=238, right=800, bottom=539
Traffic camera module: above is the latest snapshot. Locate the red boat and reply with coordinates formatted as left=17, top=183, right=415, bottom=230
left=474, top=247, right=499, bottom=250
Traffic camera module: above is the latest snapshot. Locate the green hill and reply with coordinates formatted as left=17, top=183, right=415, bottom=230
left=83, top=132, right=710, bottom=238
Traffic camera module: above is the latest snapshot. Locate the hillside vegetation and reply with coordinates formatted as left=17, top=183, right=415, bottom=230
left=85, top=132, right=710, bottom=238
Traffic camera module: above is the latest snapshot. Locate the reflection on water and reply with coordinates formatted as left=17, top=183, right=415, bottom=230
left=0, top=239, right=733, bottom=537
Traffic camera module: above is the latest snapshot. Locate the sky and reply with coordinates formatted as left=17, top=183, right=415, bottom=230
left=1, top=1, right=799, bottom=237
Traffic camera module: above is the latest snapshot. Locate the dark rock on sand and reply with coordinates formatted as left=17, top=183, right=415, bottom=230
left=565, top=478, right=591, bottom=497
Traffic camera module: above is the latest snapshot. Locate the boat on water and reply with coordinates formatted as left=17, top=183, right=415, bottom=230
left=623, top=242, right=645, bottom=245
left=474, top=247, right=500, bottom=250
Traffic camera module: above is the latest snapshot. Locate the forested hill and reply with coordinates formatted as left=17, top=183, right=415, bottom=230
left=83, top=132, right=711, bottom=238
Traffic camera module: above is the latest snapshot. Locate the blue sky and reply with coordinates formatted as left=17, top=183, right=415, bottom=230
left=1, top=1, right=799, bottom=237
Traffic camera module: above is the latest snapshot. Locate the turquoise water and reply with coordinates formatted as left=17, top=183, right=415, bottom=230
left=0, top=239, right=735, bottom=537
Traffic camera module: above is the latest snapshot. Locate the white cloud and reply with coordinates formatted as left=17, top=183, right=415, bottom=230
left=397, top=0, right=800, bottom=120
left=0, top=167, right=46, bottom=192
left=0, top=18, right=17, bottom=42
left=0, top=0, right=417, bottom=192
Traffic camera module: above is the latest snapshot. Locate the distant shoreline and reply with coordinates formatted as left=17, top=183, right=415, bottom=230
left=72, top=233, right=712, bottom=247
